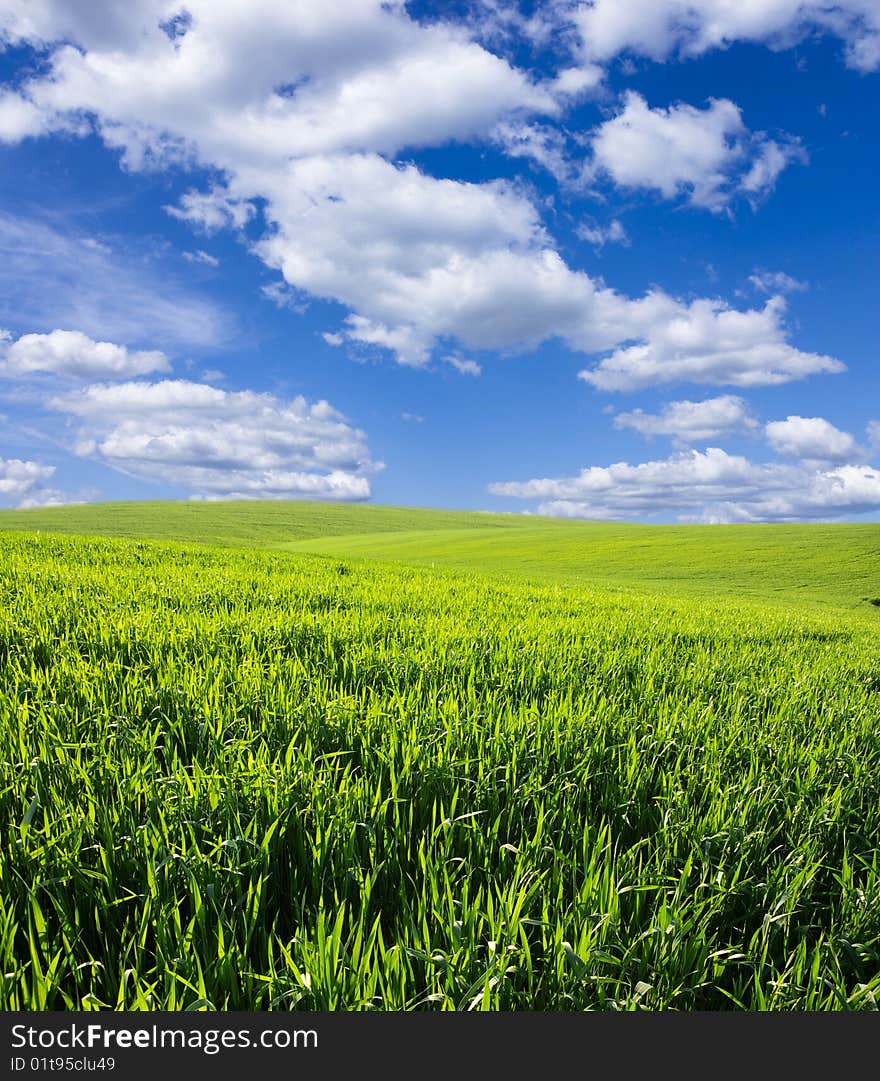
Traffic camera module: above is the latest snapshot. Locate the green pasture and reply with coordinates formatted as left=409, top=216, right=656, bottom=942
left=0, top=503, right=878, bottom=1009
left=2, top=499, right=879, bottom=609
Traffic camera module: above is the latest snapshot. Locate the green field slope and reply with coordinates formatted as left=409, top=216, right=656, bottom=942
left=2, top=500, right=878, bottom=610
left=0, top=499, right=523, bottom=548
left=284, top=520, right=880, bottom=610
left=0, top=530, right=878, bottom=1010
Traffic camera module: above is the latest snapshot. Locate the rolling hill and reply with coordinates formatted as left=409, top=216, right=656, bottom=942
left=2, top=499, right=879, bottom=610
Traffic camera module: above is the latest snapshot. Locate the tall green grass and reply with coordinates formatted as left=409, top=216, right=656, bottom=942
left=1, top=529, right=878, bottom=1009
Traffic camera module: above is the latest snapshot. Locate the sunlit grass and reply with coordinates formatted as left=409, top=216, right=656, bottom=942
left=0, top=528, right=878, bottom=1009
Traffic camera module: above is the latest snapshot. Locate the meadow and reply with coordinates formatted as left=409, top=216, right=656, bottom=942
left=0, top=503, right=878, bottom=1010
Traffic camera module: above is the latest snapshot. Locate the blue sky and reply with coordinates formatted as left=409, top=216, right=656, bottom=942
left=0, top=1, right=878, bottom=522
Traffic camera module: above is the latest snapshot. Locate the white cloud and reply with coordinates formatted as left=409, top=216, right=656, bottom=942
left=764, top=415, right=858, bottom=462
left=587, top=93, right=804, bottom=211
left=246, top=153, right=648, bottom=364
left=749, top=269, right=808, bottom=294
left=739, top=138, right=801, bottom=198
left=489, top=447, right=880, bottom=523
left=1, top=328, right=169, bottom=379
left=445, top=355, right=482, bottom=377
left=330, top=313, right=434, bottom=368
left=567, top=1, right=880, bottom=73
left=0, top=90, right=53, bottom=141
left=492, top=121, right=572, bottom=180
left=0, top=1, right=170, bottom=50
left=9, top=1, right=555, bottom=169
left=847, top=25, right=880, bottom=71
left=577, top=219, right=628, bottom=248
left=579, top=296, right=844, bottom=391
left=614, top=395, right=758, bottom=442
left=0, top=456, right=57, bottom=507
left=868, top=421, right=880, bottom=448
left=47, top=379, right=379, bottom=501
left=165, top=187, right=255, bottom=233
left=0, top=212, right=232, bottom=349
left=182, top=249, right=220, bottom=267
left=261, top=281, right=308, bottom=312
left=248, top=156, right=824, bottom=375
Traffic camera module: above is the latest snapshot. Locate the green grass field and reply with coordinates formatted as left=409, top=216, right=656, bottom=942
left=4, top=498, right=880, bottom=608
left=1, top=502, right=879, bottom=1009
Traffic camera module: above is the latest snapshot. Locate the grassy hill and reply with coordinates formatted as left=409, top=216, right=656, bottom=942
left=0, top=499, right=518, bottom=548
left=1, top=504, right=879, bottom=1010
left=1, top=528, right=879, bottom=1010
left=2, top=499, right=879, bottom=611
left=284, top=521, right=880, bottom=611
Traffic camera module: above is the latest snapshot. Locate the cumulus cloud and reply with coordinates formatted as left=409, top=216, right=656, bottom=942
left=579, top=296, right=843, bottom=391
left=0, top=456, right=59, bottom=507
left=489, top=447, right=880, bottom=523
left=244, top=152, right=834, bottom=374
left=614, top=395, right=758, bottom=442
left=47, top=379, right=379, bottom=501
left=5, top=1, right=555, bottom=168
left=566, top=0, right=880, bottom=73
left=1, top=328, right=169, bottom=379
left=247, top=154, right=642, bottom=363
left=587, top=93, right=804, bottom=211
left=764, top=415, right=858, bottom=462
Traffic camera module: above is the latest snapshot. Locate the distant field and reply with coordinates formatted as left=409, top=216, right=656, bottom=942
left=1, top=505, right=879, bottom=1010
left=0, top=499, right=520, bottom=548
left=284, top=521, right=880, bottom=611
left=2, top=500, right=879, bottom=610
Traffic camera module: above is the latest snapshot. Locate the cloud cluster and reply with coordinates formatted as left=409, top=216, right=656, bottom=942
left=587, top=93, right=803, bottom=211
left=1, top=1, right=554, bottom=168
left=490, top=447, right=880, bottom=523
left=48, top=379, right=380, bottom=501
left=0, top=1, right=836, bottom=379
left=0, top=318, right=382, bottom=505
left=0, top=0, right=870, bottom=524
